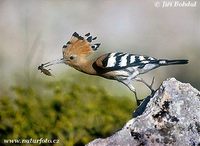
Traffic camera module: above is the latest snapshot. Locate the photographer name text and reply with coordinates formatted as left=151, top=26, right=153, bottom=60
left=155, top=1, right=197, bottom=8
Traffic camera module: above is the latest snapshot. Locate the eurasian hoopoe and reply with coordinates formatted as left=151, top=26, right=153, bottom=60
left=39, top=32, right=188, bottom=105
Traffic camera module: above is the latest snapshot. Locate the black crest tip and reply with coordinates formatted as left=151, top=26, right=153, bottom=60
left=92, top=37, right=97, bottom=40
left=63, top=45, right=67, bottom=48
left=87, top=36, right=93, bottom=42
left=78, top=36, right=84, bottom=40
left=91, top=43, right=101, bottom=51
left=95, top=43, right=101, bottom=47
left=72, top=32, right=79, bottom=37
left=85, top=33, right=90, bottom=37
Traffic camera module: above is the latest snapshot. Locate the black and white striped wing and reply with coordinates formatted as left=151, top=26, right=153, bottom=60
left=93, top=52, right=159, bottom=73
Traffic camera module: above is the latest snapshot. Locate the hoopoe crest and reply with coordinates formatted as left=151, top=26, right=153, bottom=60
left=62, top=32, right=100, bottom=70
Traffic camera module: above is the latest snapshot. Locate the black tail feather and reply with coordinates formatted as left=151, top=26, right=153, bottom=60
left=159, top=59, right=188, bottom=66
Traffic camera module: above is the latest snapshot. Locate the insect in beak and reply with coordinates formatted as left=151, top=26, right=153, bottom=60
left=38, top=58, right=64, bottom=76
left=38, top=64, right=53, bottom=76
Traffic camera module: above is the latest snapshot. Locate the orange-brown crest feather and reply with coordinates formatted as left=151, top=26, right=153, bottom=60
left=63, top=32, right=100, bottom=56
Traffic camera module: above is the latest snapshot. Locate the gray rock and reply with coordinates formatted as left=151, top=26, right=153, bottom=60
left=86, top=78, right=200, bottom=146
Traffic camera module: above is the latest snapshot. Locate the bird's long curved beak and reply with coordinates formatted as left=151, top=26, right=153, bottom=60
left=42, top=58, right=65, bottom=68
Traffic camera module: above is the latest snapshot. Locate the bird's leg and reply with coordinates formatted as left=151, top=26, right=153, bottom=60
left=120, top=80, right=141, bottom=106
left=150, top=77, right=155, bottom=89
left=134, top=77, right=155, bottom=93
left=133, top=91, right=143, bottom=106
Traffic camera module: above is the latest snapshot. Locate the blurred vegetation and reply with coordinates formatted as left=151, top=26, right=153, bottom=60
left=0, top=73, right=134, bottom=146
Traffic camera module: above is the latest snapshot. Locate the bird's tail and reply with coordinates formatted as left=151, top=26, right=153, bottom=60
left=158, top=59, right=188, bottom=66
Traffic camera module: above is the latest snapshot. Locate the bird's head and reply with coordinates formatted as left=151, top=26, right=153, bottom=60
left=62, top=32, right=101, bottom=67
left=38, top=32, right=101, bottom=70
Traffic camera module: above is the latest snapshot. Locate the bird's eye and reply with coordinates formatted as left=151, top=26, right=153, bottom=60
left=70, top=55, right=74, bottom=60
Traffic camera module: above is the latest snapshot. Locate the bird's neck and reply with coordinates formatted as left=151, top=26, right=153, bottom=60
left=74, top=57, right=97, bottom=75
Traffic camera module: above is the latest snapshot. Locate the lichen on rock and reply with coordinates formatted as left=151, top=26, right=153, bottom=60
left=87, top=78, right=200, bottom=146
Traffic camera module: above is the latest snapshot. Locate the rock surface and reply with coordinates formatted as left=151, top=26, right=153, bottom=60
left=86, top=78, right=200, bottom=146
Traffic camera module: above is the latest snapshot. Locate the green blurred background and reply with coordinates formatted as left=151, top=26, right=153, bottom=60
left=0, top=0, right=199, bottom=146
